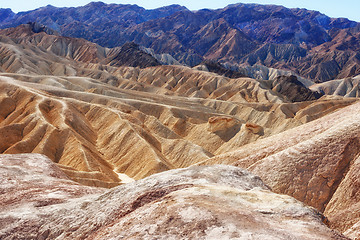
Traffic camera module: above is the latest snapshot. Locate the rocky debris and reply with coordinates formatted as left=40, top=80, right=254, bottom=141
left=202, top=100, right=360, bottom=238
left=271, top=75, right=323, bottom=102
left=0, top=154, right=348, bottom=240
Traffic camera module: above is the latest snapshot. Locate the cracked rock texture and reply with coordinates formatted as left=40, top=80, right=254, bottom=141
left=0, top=154, right=347, bottom=240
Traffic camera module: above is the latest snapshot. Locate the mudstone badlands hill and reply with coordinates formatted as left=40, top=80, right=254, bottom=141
left=0, top=2, right=360, bottom=240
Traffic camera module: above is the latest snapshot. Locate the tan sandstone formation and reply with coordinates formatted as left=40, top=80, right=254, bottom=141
left=0, top=154, right=347, bottom=240
left=0, top=70, right=356, bottom=187
left=0, top=29, right=357, bottom=188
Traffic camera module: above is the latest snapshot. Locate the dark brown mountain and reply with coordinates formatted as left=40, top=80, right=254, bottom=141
left=196, top=60, right=245, bottom=79
left=104, top=42, right=161, bottom=68
left=271, top=75, right=323, bottom=102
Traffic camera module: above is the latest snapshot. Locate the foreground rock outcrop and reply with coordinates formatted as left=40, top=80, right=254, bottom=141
left=201, top=100, right=360, bottom=239
left=0, top=154, right=347, bottom=239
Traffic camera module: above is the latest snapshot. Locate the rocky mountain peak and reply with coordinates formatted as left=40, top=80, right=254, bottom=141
left=0, top=8, right=14, bottom=20
left=85, top=1, right=107, bottom=8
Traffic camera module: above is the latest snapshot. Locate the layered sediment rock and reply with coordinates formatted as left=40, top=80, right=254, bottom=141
left=0, top=154, right=347, bottom=240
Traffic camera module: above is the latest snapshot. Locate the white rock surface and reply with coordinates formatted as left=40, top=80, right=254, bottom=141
left=0, top=154, right=347, bottom=240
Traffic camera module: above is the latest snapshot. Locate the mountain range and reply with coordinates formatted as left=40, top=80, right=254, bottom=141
left=1, top=2, right=360, bottom=82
